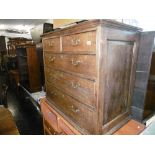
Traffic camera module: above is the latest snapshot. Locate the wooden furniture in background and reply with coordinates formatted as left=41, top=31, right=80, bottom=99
left=7, top=38, right=32, bottom=55
left=113, top=119, right=145, bottom=135
left=0, top=107, right=19, bottom=135
left=0, top=84, right=8, bottom=108
left=16, top=44, right=41, bottom=93
left=0, top=36, right=7, bottom=53
left=42, top=19, right=141, bottom=134
left=132, top=32, right=155, bottom=122
left=143, top=51, right=155, bottom=118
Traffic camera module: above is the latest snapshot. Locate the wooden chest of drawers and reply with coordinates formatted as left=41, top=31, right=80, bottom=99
left=41, top=20, right=141, bottom=134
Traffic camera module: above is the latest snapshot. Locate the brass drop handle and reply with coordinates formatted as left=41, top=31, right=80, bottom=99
left=71, top=39, right=80, bottom=46
left=68, top=105, right=80, bottom=113
left=68, top=105, right=74, bottom=109
left=48, top=41, right=53, bottom=47
left=49, top=56, right=55, bottom=62
left=71, top=108, right=80, bottom=113
left=50, top=91, right=57, bottom=96
left=71, top=81, right=80, bottom=89
left=71, top=59, right=80, bottom=66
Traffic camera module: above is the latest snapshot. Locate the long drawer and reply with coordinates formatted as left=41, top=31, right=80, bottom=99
left=42, top=37, right=60, bottom=52
left=62, top=31, right=96, bottom=54
left=46, top=84, right=97, bottom=134
left=45, top=67, right=96, bottom=107
left=44, top=53, right=97, bottom=80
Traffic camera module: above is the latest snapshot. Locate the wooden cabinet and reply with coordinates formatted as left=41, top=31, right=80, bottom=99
left=42, top=20, right=141, bottom=134
left=7, top=38, right=32, bottom=55
left=16, top=44, right=41, bottom=92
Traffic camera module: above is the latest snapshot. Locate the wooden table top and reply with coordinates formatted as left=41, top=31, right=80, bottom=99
left=0, top=107, right=19, bottom=135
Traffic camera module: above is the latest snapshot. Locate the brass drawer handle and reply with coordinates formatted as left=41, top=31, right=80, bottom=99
left=71, top=108, right=80, bottom=113
left=71, top=82, right=80, bottom=89
left=50, top=91, right=57, bottom=96
left=71, top=39, right=80, bottom=46
left=68, top=105, right=80, bottom=113
left=48, top=41, right=54, bottom=47
left=49, top=56, right=55, bottom=62
left=71, top=59, right=80, bottom=66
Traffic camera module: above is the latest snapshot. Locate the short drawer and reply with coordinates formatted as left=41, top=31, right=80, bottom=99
left=44, top=53, right=97, bottom=80
left=46, top=85, right=97, bottom=134
left=42, top=37, right=60, bottom=52
left=44, top=119, right=59, bottom=135
left=41, top=102, right=59, bottom=131
left=58, top=118, right=76, bottom=135
left=62, top=31, right=96, bottom=54
left=45, top=68, right=96, bottom=107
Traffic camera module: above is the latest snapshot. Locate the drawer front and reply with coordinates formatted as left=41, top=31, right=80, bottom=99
left=42, top=37, right=60, bottom=52
left=44, top=53, right=97, bottom=80
left=46, top=85, right=97, bottom=134
left=44, top=119, right=59, bottom=135
left=45, top=68, right=96, bottom=107
left=41, top=102, right=58, bottom=131
left=58, top=118, right=76, bottom=135
left=62, top=31, right=96, bottom=53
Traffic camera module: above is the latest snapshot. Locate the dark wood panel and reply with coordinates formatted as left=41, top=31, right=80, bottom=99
left=150, top=52, right=155, bottom=75
left=45, top=67, right=96, bottom=107
left=26, top=46, right=41, bottom=92
left=44, top=53, right=97, bottom=80
left=62, top=31, right=96, bottom=54
left=103, top=40, right=134, bottom=125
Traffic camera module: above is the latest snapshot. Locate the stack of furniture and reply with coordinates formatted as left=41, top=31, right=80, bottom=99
left=0, top=36, right=7, bottom=71
left=41, top=19, right=141, bottom=134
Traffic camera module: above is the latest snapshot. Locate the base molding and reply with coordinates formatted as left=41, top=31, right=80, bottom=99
left=102, top=112, right=131, bottom=134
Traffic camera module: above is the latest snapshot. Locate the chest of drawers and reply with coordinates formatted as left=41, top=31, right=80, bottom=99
left=41, top=20, right=141, bottom=134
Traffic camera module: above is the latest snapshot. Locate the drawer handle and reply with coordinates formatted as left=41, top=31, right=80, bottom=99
left=71, top=39, right=80, bottom=46
left=68, top=105, right=80, bottom=113
left=48, top=41, right=54, bottom=47
left=71, top=59, right=80, bottom=66
left=71, top=82, right=80, bottom=89
left=71, top=108, right=80, bottom=113
left=49, top=56, right=55, bottom=62
left=50, top=91, right=57, bottom=96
